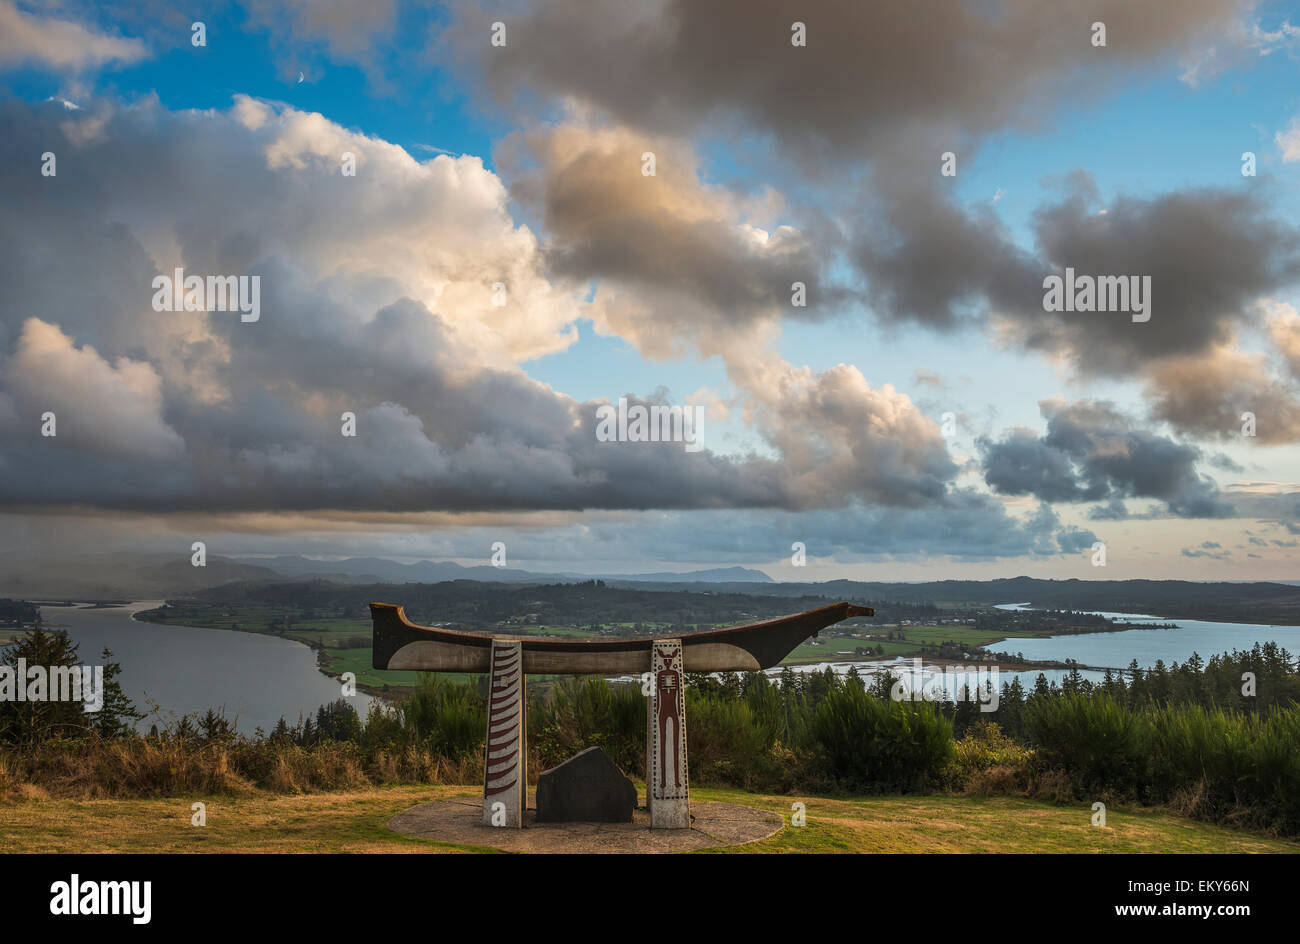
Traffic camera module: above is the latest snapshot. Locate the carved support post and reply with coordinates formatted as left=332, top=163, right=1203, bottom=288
left=483, top=639, right=525, bottom=827
left=647, top=638, right=689, bottom=828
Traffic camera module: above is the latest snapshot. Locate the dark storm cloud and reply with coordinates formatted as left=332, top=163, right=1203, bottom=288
left=446, top=0, right=1242, bottom=164
left=851, top=162, right=1040, bottom=331
left=978, top=400, right=1233, bottom=518
left=847, top=168, right=1300, bottom=370
left=1017, top=181, right=1300, bottom=375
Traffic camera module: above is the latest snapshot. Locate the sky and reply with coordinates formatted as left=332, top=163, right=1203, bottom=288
left=2, top=0, right=1300, bottom=581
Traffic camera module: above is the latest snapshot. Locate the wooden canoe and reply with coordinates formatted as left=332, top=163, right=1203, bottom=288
left=371, top=600, right=873, bottom=674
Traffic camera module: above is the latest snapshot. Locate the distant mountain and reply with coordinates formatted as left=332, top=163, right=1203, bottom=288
left=597, top=566, right=773, bottom=584
left=233, top=556, right=774, bottom=585
left=234, top=555, right=557, bottom=584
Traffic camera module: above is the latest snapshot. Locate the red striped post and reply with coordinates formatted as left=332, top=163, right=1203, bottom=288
left=483, top=640, right=525, bottom=827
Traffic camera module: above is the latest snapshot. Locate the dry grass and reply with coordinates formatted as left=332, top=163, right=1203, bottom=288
left=0, top=785, right=483, bottom=854
left=0, top=738, right=484, bottom=799
left=0, top=784, right=1294, bottom=854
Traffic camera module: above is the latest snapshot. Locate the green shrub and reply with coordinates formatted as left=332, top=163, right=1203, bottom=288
left=1147, top=703, right=1300, bottom=834
left=529, top=677, right=644, bottom=775
left=812, top=685, right=952, bottom=792
left=1025, top=693, right=1149, bottom=797
left=686, top=693, right=779, bottom=789
left=400, top=674, right=485, bottom=760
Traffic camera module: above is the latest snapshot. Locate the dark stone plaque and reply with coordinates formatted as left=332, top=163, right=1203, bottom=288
left=535, top=746, right=638, bottom=823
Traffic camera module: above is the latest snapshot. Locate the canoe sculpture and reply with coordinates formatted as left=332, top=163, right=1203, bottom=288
left=371, top=600, right=874, bottom=674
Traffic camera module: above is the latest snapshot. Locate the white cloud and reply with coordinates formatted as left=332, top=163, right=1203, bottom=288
left=0, top=1, right=145, bottom=71
left=2, top=318, right=184, bottom=460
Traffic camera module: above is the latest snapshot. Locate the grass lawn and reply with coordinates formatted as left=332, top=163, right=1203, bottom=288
left=0, top=785, right=1292, bottom=854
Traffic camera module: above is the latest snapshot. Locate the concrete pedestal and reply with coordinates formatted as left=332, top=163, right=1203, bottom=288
left=647, top=638, right=690, bottom=828
left=483, top=640, right=525, bottom=827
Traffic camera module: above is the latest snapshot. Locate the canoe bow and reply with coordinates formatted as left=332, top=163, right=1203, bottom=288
left=371, top=600, right=873, bottom=674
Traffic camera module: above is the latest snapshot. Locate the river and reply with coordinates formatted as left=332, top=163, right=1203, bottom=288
left=766, top=602, right=1300, bottom=695
left=35, top=601, right=373, bottom=735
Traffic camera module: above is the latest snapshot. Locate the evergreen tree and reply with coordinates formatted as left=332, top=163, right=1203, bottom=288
left=89, top=648, right=142, bottom=738
left=0, top=619, right=84, bottom=743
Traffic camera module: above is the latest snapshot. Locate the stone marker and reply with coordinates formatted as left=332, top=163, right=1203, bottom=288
left=535, top=746, right=638, bottom=823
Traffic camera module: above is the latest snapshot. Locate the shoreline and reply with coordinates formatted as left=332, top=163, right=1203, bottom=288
left=131, top=604, right=399, bottom=702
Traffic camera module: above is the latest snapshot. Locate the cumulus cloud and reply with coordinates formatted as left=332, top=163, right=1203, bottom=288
left=727, top=355, right=957, bottom=510
left=0, top=95, right=996, bottom=526
left=0, top=94, right=583, bottom=369
left=979, top=399, right=1232, bottom=517
left=501, top=122, right=828, bottom=360
left=1144, top=343, right=1300, bottom=445
left=1, top=317, right=184, bottom=461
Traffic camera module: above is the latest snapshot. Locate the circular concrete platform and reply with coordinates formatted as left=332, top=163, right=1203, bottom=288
left=389, top=794, right=784, bottom=853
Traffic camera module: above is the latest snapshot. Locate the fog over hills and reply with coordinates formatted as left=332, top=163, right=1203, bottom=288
left=0, top=551, right=281, bottom=600
left=0, top=552, right=773, bottom=599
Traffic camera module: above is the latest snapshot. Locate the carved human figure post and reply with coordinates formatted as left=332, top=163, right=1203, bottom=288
left=647, top=639, right=689, bottom=828
left=483, top=640, right=525, bottom=827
